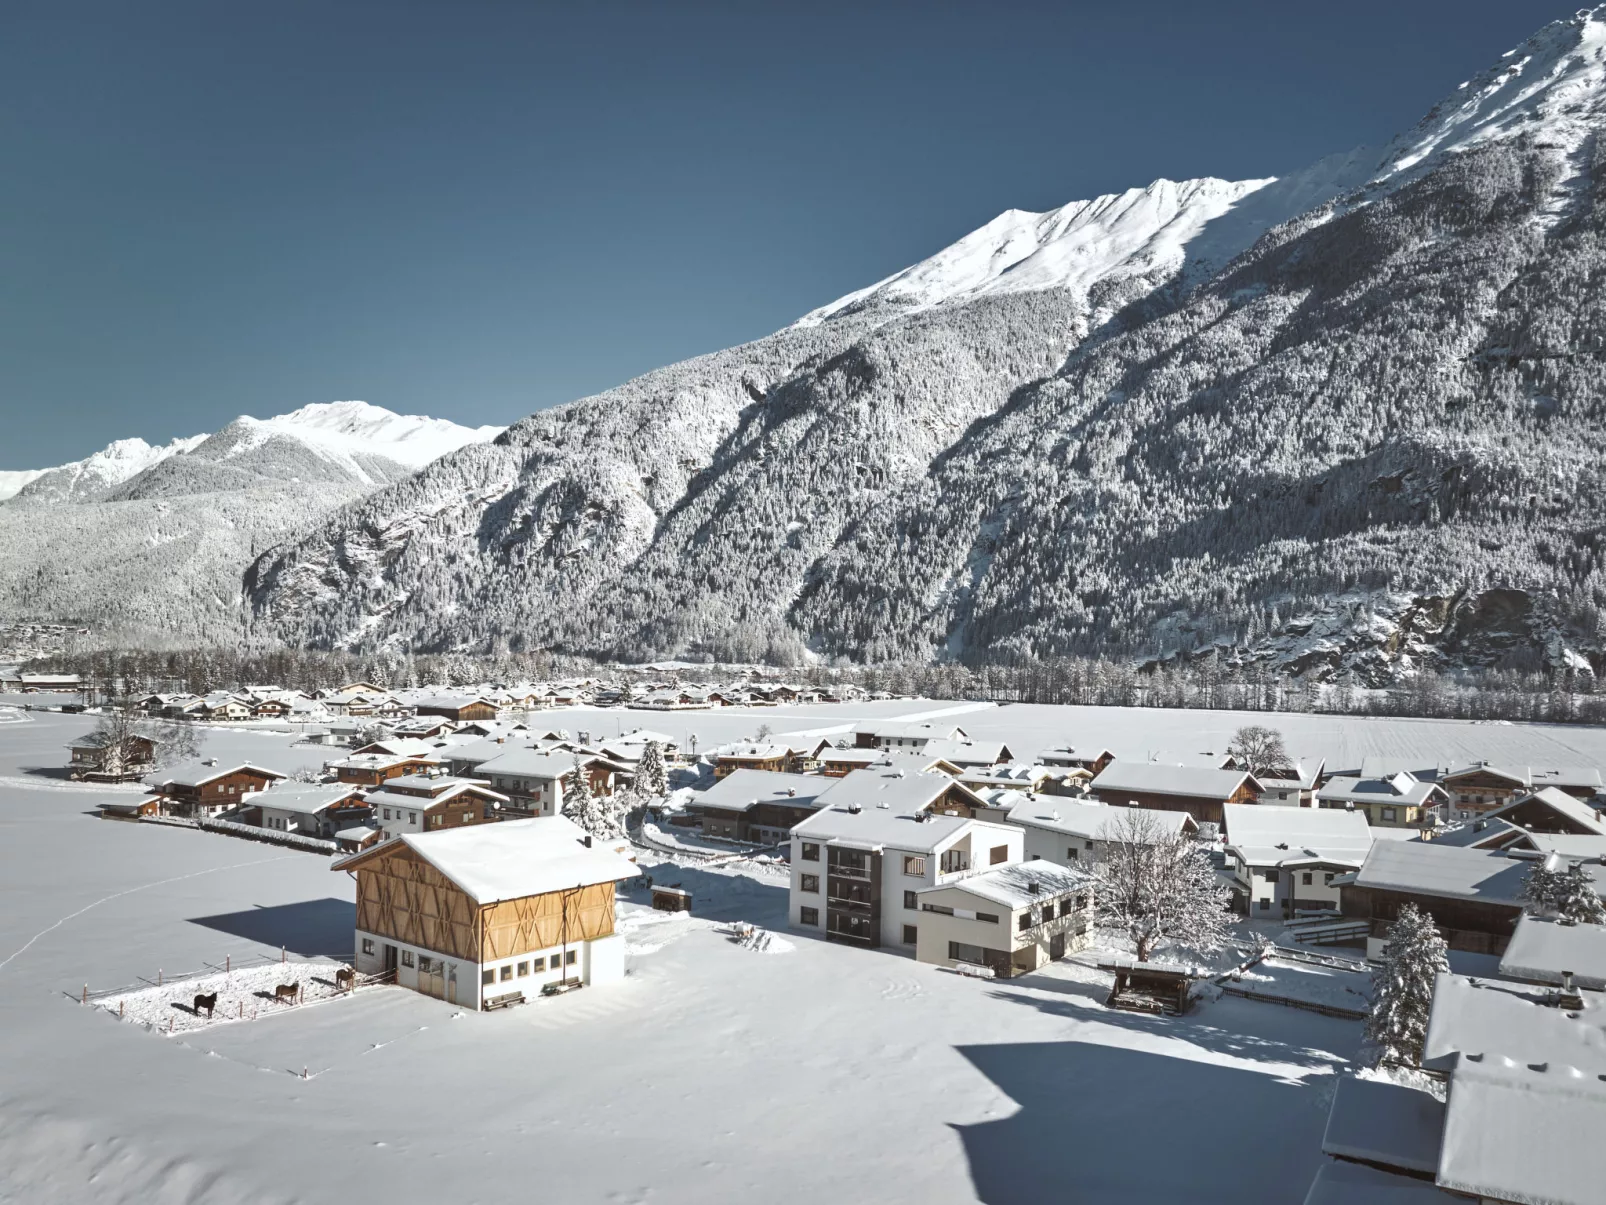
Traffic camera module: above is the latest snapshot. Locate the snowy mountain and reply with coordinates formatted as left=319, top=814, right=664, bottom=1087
left=0, top=403, right=502, bottom=642
left=245, top=8, right=1606, bottom=681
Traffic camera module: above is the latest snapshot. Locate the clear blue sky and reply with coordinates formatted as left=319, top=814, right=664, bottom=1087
left=1, top=0, right=1564, bottom=467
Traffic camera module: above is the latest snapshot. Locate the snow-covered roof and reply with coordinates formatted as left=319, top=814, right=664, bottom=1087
left=792, top=805, right=991, bottom=855
left=327, top=752, right=443, bottom=772
left=1437, top=1053, right=1606, bottom=1205
left=1523, top=833, right=1606, bottom=857
left=1422, top=973, right=1606, bottom=1075
left=1352, top=843, right=1547, bottom=908
left=920, top=860, right=1093, bottom=911
left=1090, top=761, right=1257, bottom=801
left=476, top=748, right=587, bottom=779
left=716, top=743, right=792, bottom=760
left=1358, top=757, right=1445, bottom=782
left=855, top=721, right=968, bottom=742
left=818, top=747, right=887, bottom=765
left=1488, top=786, right=1606, bottom=836
left=1499, top=915, right=1606, bottom=992
left=1427, top=818, right=1525, bottom=849
left=814, top=767, right=979, bottom=815
left=1532, top=766, right=1605, bottom=792
left=1223, top=803, right=1373, bottom=869
left=414, top=694, right=497, bottom=710
left=697, top=770, right=827, bottom=815
left=1315, top=774, right=1444, bottom=808
left=255, top=783, right=366, bottom=815
left=1005, top=798, right=1195, bottom=841
left=336, top=815, right=637, bottom=905
left=149, top=759, right=287, bottom=788
left=365, top=780, right=507, bottom=810
left=1443, top=762, right=1531, bottom=786
left=1320, top=1076, right=1443, bottom=1176
left=918, top=738, right=1011, bottom=766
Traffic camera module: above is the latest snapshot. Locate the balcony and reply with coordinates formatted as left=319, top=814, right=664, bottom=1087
left=826, top=856, right=873, bottom=881
left=826, top=884, right=876, bottom=911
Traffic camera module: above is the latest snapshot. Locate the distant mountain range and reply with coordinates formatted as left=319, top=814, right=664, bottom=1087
left=0, top=402, right=501, bottom=644
left=18, top=9, right=1606, bottom=683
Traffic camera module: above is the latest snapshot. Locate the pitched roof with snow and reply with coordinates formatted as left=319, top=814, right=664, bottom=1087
left=365, top=779, right=507, bottom=809
left=149, top=759, right=287, bottom=788
left=1320, top=1075, right=1444, bottom=1176
left=1498, top=915, right=1606, bottom=992
left=697, top=770, right=827, bottom=815
left=920, top=860, right=1093, bottom=911
left=255, top=783, right=366, bottom=815
left=791, top=805, right=991, bottom=855
left=1352, top=843, right=1557, bottom=908
left=1222, top=803, right=1374, bottom=869
left=1422, top=972, right=1606, bottom=1075
left=1315, top=774, right=1445, bottom=808
left=476, top=748, right=588, bottom=779
left=1090, top=762, right=1257, bottom=801
left=1005, top=798, right=1194, bottom=841
left=1488, top=786, right=1606, bottom=835
left=335, top=815, right=637, bottom=905
left=815, top=767, right=980, bottom=815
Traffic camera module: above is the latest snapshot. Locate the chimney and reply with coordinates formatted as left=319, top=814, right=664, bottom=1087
left=847, top=803, right=862, bottom=814
left=1029, top=881, right=1041, bottom=894
left=583, top=834, right=593, bottom=847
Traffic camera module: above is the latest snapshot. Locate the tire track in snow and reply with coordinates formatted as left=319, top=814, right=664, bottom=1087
left=0, top=854, right=296, bottom=974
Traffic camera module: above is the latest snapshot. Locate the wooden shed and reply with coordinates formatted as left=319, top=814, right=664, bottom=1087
left=1098, top=957, right=1196, bottom=1016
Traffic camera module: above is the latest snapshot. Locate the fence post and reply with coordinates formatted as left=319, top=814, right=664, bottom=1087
left=226, top=954, right=230, bottom=973
left=281, top=946, right=286, bottom=965
left=81, top=984, right=87, bottom=1005
left=119, top=1000, right=124, bottom=1017
left=158, top=968, right=163, bottom=986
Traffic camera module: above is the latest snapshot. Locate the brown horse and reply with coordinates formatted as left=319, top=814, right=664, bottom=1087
left=334, top=967, right=355, bottom=993
left=193, top=991, right=218, bottom=1018
left=274, top=981, right=300, bottom=1005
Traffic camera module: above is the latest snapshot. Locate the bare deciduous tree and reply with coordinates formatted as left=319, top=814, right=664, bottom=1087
left=1227, top=725, right=1289, bottom=776
left=1095, top=808, right=1232, bottom=962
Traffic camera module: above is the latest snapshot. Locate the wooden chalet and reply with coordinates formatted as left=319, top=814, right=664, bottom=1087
left=148, top=758, right=288, bottom=819
left=367, top=775, right=507, bottom=840
left=326, top=751, right=444, bottom=787
left=335, top=816, right=638, bottom=1009
left=414, top=695, right=500, bottom=723
left=1441, top=763, right=1533, bottom=819
left=67, top=732, right=157, bottom=782
left=697, top=770, right=829, bottom=843
left=1088, top=762, right=1261, bottom=825
left=713, top=743, right=791, bottom=778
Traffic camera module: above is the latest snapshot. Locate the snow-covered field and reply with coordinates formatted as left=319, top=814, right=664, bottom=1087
left=11, top=699, right=1595, bottom=1202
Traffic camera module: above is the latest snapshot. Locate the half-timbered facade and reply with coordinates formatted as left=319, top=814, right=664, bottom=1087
left=335, top=816, right=638, bottom=1009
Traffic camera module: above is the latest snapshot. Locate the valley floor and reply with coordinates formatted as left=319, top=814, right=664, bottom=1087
left=5, top=700, right=1553, bottom=1204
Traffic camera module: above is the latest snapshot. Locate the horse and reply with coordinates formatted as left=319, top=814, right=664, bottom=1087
left=334, top=967, right=355, bottom=993
left=274, top=981, right=300, bottom=1005
left=193, top=991, right=218, bottom=1018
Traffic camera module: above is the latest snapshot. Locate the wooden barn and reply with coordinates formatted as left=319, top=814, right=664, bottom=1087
left=334, top=816, right=638, bottom=1010
left=1088, top=763, right=1261, bottom=826
left=414, top=695, right=500, bottom=723
left=148, top=758, right=288, bottom=819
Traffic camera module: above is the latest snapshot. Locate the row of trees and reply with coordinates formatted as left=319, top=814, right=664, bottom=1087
left=27, top=645, right=1606, bottom=727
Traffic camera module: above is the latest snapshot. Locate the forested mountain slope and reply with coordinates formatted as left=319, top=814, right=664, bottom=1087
left=201, top=11, right=1606, bottom=679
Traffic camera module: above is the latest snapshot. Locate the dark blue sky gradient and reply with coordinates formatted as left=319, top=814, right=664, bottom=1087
left=1, top=0, right=1564, bottom=466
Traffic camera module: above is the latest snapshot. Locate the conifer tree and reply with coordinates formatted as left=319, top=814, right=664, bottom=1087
left=1366, top=903, right=1449, bottom=1067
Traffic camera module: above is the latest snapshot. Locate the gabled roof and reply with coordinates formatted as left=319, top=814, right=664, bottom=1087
left=1321, top=1075, right=1444, bottom=1177
left=1351, top=843, right=1575, bottom=908
left=815, top=767, right=982, bottom=815
left=1499, top=915, right=1606, bottom=992
left=1005, top=798, right=1195, bottom=841
left=1442, top=762, right=1531, bottom=786
left=855, top=720, right=969, bottom=743
left=696, top=770, right=828, bottom=815
left=333, top=815, right=637, bottom=905
left=1090, top=762, right=1259, bottom=801
left=365, top=779, right=507, bottom=809
left=255, top=783, right=367, bottom=815
left=1422, top=972, right=1606, bottom=1075
left=716, top=743, right=792, bottom=760
left=1488, top=786, right=1606, bottom=836
left=1437, top=1053, right=1606, bottom=1205
left=1222, top=803, right=1374, bottom=868
left=148, top=759, right=287, bottom=789
left=476, top=748, right=591, bottom=779
left=792, top=805, right=991, bottom=855
left=1316, top=772, right=1445, bottom=808
left=920, top=860, right=1092, bottom=910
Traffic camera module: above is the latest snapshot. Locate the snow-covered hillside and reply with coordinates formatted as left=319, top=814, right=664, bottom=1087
left=0, top=403, right=504, bottom=643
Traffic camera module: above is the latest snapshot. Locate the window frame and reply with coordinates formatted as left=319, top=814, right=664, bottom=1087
left=799, top=906, right=819, bottom=926
left=800, top=842, right=820, bottom=862
left=902, top=855, right=927, bottom=876
left=800, top=873, right=820, bottom=893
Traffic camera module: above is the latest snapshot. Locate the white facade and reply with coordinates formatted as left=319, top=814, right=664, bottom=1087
left=787, top=807, right=1024, bottom=951
left=353, top=929, right=625, bottom=1011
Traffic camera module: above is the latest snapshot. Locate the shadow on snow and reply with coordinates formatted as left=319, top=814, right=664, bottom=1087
left=187, top=898, right=356, bottom=958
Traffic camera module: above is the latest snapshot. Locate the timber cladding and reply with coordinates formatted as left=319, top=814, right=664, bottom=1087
left=354, top=843, right=617, bottom=964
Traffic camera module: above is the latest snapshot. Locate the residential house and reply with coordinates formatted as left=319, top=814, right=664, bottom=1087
left=1484, top=786, right=1606, bottom=838
left=713, top=743, right=791, bottom=777
left=1315, top=771, right=1448, bottom=829
left=254, top=783, right=371, bottom=838
left=817, top=747, right=890, bottom=777
left=914, top=860, right=1096, bottom=978
left=326, top=751, right=444, bottom=787
left=67, top=731, right=157, bottom=782
left=1338, top=843, right=1606, bottom=959
left=1088, top=762, right=1261, bottom=825
left=1254, top=759, right=1326, bottom=807
left=1498, top=914, right=1606, bottom=992
left=1530, top=766, right=1604, bottom=800
left=1038, top=746, right=1116, bottom=776
left=337, top=815, right=637, bottom=1009
left=1441, top=763, right=1534, bottom=820
left=474, top=748, right=616, bottom=817
left=852, top=721, right=971, bottom=752
left=147, top=758, right=287, bottom=819
left=1221, top=803, right=1374, bottom=918
left=958, top=764, right=1054, bottom=795
left=696, top=770, right=828, bottom=843
left=788, top=805, right=1024, bottom=949
left=1004, top=797, right=1197, bottom=868
left=413, top=695, right=500, bottom=723
left=815, top=765, right=990, bottom=819
left=16, top=672, right=82, bottom=692
left=367, top=775, right=507, bottom=840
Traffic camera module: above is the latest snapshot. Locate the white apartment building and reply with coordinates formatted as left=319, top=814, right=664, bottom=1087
left=788, top=803, right=1024, bottom=951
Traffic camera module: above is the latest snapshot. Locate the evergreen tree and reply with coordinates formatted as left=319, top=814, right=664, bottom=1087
left=635, top=741, right=669, bottom=799
left=1555, top=861, right=1606, bottom=925
left=1520, top=853, right=1572, bottom=915
left=1366, top=903, right=1449, bottom=1067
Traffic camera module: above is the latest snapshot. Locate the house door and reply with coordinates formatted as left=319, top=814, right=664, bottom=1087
left=1049, top=932, right=1066, bottom=961
left=446, top=965, right=458, bottom=1005
left=383, top=944, right=398, bottom=973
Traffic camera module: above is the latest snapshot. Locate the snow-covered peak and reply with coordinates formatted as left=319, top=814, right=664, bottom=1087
left=7, top=433, right=208, bottom=503
left=236, top=401, right=504, bottom=470
left=794, top=176, right=1279, bottom=327
left=1370, top=7, right=1606, bottom=195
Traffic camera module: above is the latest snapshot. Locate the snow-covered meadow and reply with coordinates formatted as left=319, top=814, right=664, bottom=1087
left=10, top=698, right=1592, bottom=1203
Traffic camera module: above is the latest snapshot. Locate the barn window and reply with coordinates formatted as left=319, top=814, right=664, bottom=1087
left=532, top=957, right=546, bottom=971
left=401, top=950, right=415, bottom=968
left=500, top=965, right=513, bottom=982
left=517, top=961, right=529, bottom=976
left=1066, top=847, right=1079, bottom=861
left=481, top=969, right=495, bottom=986
left=361, top=938, right=374, bottom=955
